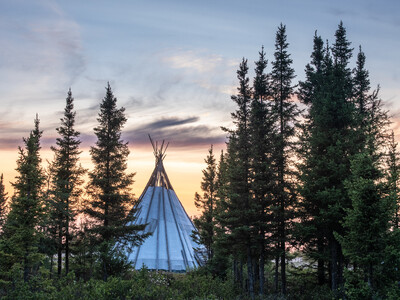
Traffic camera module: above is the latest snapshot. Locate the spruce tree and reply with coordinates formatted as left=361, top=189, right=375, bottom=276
left=0, top=174, right=8, bottom=232
left=340, top=151, right=393, bottom=295
left=338, top=43, right=394, bottom=296
left=85, top=83, right=146, bottom=281
left=298, top=23, right=356, bottom=294
left=297, top=32, right=328, bottom=286
left=249, top=46, right=276, bottom=296
left=210, top=150, right=231, bottom=278
left=222, top=58, right=255, bottom=298
left=0, top=116, right=45, bottom=282
left=193, top=145, right=218, bottom=261
left=269, top=23, right=298, bottom=295
left=50, top=89, right=86, bottom=276
left=218, top=134, right=245, bottom=288
left=318, top=22, right=354, bottom=293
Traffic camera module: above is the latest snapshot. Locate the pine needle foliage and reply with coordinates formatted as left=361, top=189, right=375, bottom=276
left=85, top=83, right=146, bottom=280
left=0, top=116, right=45, bottom=282
left=49, top=89, right=86, bottom=276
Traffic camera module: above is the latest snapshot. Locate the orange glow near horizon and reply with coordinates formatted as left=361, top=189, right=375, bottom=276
left=1, top=143, right=226, bottom=219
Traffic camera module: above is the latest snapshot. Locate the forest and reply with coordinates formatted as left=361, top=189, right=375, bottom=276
left=1, top=22, right=400, bottom=299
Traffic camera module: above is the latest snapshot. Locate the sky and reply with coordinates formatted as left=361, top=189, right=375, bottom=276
left=1, top=0, right=400, bottom=216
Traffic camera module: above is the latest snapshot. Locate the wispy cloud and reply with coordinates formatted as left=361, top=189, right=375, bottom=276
left=0, top=1, right=85, bottom=108
left=0, top=1, right=87, bottom=151
left=59, top=115, right=225, bottom=151
left=163, top=50, right=224, bottom=73
left=148, top=116, right=199, bottom=128
left=0, top=131, right=61, bottom=151
left=124, top=116, right=226, bottom=148
left=152, top=49, right=238, bottom=112
left=163, top=49, right=238, bottom=74
left=0, top=138, right=21, bottom=150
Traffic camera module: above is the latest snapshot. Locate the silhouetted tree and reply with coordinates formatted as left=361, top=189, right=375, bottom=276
left=249, top=46, right=276, bottom=296
left=193, top=145, right=218, bottom=261
left=50, top=89, right=86, bottom=276
left=85, top=83, right=146, bottom=281
left=221, top=58, right=255, bottom=298
left=297, top=32, right=328, bottom=286
left=269, top=24, right=298, bottom=295
left=0, top=116, right=45, bottom=282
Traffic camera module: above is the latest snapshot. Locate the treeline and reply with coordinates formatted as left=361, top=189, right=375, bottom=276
left=0, top=84, right=149, bottom=297
left=193, top=23, right=400, bottom=299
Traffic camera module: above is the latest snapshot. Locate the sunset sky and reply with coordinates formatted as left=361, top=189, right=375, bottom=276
left=1, top=0, right=400, bottom=216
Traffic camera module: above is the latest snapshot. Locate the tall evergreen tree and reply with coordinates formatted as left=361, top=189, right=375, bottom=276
left=269, top=23, right=298, bottom=295
left=0, top=174, right=8, bottom=232
left=298, top=22, right=356, bottom=294
left=218, top=134, right=245, bottom=289
left=222, top=58, right=255, bottom=298
left=338, top=43, right=394, bottom=296
left=339, top=151, right=393, bottom=296
left=249, top=46, right=276, bottom=296
left=210, top=150, right=231, bottom=278
left=318, top=22, right=354, bottom=293
left=193, top=145, right=218, bottom=261
left=0, top=116, right=45, bottom=282
left=85, top=83, right=146, bottom=281
left=50, top=89, right=86, bottom=276
left=297, top=32, right=329, bottom=286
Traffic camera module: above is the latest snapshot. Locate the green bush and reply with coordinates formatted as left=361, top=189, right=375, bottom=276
left=3, top=265, right=56, bottom=300
left=344, top=269, right=373, bottom=300
left=170, top=271, right=237, bottom=299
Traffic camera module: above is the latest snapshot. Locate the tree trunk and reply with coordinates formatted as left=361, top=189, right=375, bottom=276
left=58, top=224, right=62, bottom=278
left=259, top=244, right=265, bottom=296
left=330, top=238, right=338, bottom=292
left=253, top=257, right=259, bottom=293
left=239, top=260, right=243, bottom=290
left=318, top=258, right=325, bottom=285
left=274, top=254, right=279, bottom=292
left=279, top=188, right=287, bottom=295
left=65, top=231, right=69, bottom=275
left=65, top=198, right=70, bottom=275
left=338, top=244, right=344, bottom=291
left=247, top=246, right=255, bottom=300
left=233, top=258, right=238, bottom=283
left=317, top=237, right=325, bottom=285
left=278, top=126, right=286, bottom=295
left=281, top=242, right=286, bottom=295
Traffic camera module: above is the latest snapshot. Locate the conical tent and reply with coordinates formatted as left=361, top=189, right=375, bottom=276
left=125, top=138, right=203, bottom=272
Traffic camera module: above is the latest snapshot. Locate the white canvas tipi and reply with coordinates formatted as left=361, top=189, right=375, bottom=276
left=125, top=138, right=203, bottom=272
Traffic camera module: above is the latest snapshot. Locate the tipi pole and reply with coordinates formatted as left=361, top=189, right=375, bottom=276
left=133, top=183, right=157, bottom=268
left=161, top=177, right=171, bottom=271
left=166, top=188, right=190, bottom=268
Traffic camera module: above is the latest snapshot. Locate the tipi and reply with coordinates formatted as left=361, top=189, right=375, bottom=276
left=125, top=137, right=203, bottom=272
